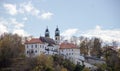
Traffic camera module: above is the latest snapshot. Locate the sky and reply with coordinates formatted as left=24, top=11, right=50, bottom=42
left=0, top=0, right=120, bottom=43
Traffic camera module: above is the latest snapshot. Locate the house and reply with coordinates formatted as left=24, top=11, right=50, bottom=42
left=59, top=42, right=85, bottom=65
left=24, top=26, right=96, bottom=69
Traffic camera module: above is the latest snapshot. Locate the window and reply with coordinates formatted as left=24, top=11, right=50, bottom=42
left=27, top=45, right=28, bottom=48
left=72, top=53, right=73, bottom=55
left=27, top=51, right=29, bottom=54
left=31, top=50, right=34, bottom=53
left=66, top=53, right=68, bottom=55
left=35, top=44, right=37, bottom=48
left=31, top=45, right=33, bottom=48
left=69, top=53, right=71, bottom=55
left=35, top=50, right=37, bottom=53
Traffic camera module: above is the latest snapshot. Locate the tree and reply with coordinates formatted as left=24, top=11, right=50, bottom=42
left=79, top=37, right=90, bottom=55
left=61, top=67, right=68, bottom=71
left=52, top=55, right=76, bottom=71
left=103, top=45, right=120, bottom=71
left=74, top=64, right=84, bottom=71
left=90, top=38, right=102, bottom=58
left=82, top=67, right=90, bottom=71
left=34, top=54, right=54, bottom=71
left=0, top=33, right=24, bottom=69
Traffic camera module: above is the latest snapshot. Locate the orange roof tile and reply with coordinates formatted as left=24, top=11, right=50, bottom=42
left=60, top=43, right=78, bottom=49
left=25, top=38, right=43, bottom=44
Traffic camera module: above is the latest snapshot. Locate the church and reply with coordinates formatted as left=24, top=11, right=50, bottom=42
left=24, top=27, right=92, bottom=66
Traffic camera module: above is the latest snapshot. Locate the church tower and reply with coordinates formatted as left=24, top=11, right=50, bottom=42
left=45, top=27, right=50, bottom=38
left=55, top=26, right=60, bottom=44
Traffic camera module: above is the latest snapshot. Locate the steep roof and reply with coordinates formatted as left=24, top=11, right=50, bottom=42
left=40, top=37, right=56, bottom=45
left=25, top=38, right=43, bottom=44
left=60, top=43, right=78, bottom=49
left=25, top=37, right=56, bottom=46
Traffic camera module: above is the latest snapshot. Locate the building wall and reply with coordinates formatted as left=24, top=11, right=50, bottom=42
left=25, top=43, right=59, bottom=56
left=25, top=43, right=48, bottom=57
left=25, top=43, right=94, bottom=68
left=59, top=48, right=85, bottom=64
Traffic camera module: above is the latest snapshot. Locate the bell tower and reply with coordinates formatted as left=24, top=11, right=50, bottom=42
left=45, top=26, right=50, bottom=38
left=55, top=26, right=60, bottom=44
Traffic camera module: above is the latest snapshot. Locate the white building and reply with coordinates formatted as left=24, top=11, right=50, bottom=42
left=25, top=37, right=59, bottom=57
left=59, top=42, right=84, bottom=64
left=24, top=27, right=95, bottom=68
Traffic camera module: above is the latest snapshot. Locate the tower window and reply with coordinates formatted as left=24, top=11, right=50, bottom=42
left=55, top=37, right=57, bottom=40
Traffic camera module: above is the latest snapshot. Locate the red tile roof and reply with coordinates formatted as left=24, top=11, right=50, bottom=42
left=60, top=43, right=78, bottom=49
left=25, top=38, right=43, bottom=44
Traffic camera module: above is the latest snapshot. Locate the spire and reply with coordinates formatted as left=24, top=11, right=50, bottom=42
left=45, top=26, right=50, bottom=38
left=55, top=26, right=60, bottom=44
left=55, top=26, right=60, bottom=36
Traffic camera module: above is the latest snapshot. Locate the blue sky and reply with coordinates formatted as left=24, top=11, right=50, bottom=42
left=0, top=0, right=120, bottom=42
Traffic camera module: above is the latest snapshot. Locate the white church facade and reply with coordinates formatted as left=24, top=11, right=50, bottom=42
left=24, top=27, right=95, bottom=68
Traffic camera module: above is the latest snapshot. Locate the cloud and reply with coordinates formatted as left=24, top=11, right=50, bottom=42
left=0, top=18, right=9, bottom=35
left=13, top=29, right=29, bottom=36
left=0, top=17, right=29, bottom=36
left=10, top=18, right=24, bottom=29
left=3, top=1, right=54, bottom=20
left=23, top=17, right=28, bottom=21
left=3, top=3, right=17, bottom=15
left=40, top=12, right=54, bottom=19
left=0, top=22, right=8, bottom=35
left=19, top=1, right=40, bottom=16
left=82, top=25, right=120, bottom=43
left=61, top=28, right=78, bottom=40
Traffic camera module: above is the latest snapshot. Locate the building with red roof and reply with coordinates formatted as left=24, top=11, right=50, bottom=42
left=24, top=27, right=86, bottom=66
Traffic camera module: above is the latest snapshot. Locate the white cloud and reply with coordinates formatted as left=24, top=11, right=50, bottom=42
left=23, top=17, right=28, bottom=21
left=0, top=24, right=8, bottom=35
left=0, top=18, right=9, bottom=35
left=3, top=2, right=54, bottom=20
left=3, top=4, right=17, bottom=15
left=10, top=18, right=24, bottom=29
left=61, top=28, right=78, bottom=40
left=13, top=29, right=29, bottom=36
left=0, top=17, right=29, bottom=36
left=82, top=25, right=120, bottom=43
left=19, top=1, right=40, bottom=16
left=40, top=12, right=54, bottom=19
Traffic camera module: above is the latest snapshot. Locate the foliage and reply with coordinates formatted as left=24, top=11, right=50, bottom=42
left=74, top=64, right=84, bottom=71
left=82, top=67, right=90, bottom=71
left=79, top=38, right=89, bottom=55
left=61, top=67, right=68, bottom=71
left=52, top=55, right=76, bottom=71
left=90, top=38, right=102, bottom=58
left=0, top=33, right=120, bottom=71
left=0, top=33, right=24, bottom=69
left=34, top=54, right=54, bottom=71
left=103, top=45, right=120, bottom=71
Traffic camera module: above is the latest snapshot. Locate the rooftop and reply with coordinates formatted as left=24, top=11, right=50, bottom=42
left=60, top=43, right=78, bottom=49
